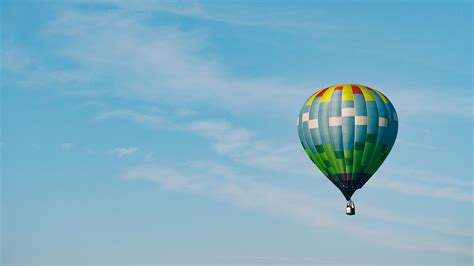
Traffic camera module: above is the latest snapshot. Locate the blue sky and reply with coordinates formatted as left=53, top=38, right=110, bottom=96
left=1, top=0, right=472, bottom=265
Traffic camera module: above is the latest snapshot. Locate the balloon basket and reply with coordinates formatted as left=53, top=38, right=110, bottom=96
left=346, top=200, right=355, bottom=215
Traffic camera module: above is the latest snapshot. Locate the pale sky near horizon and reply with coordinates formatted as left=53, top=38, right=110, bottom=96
left=1, top=0, right=473, bottom=265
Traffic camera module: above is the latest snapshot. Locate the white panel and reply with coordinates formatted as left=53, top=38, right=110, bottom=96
left=393, top=112, right=398, bottom=122
left=296, top=116, right=299, bottom=126
left=379, top=117, right=388, bottom=127
left=302, top=112, right=310, bottom=122
left=308, top=119, right=318, bottom=129
left=355, top=116, right=368, bottom=125
left=329, top=117, right=342, bottom=126
left=341, top=107, right=355, bottom=117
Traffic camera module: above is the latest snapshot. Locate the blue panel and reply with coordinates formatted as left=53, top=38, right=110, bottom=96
left=318, top=102, right=331, bottom=145
left=342, top=117, right=355, bottom=150
left=329, top=90, right=343, bottom=151
left=354, top=94, right=367, bottom=116
left=372, top=92, right=387, bottom=144
left=309, top=97, right=323, bottom=146
left=384, top=101, right=398, bottom=146
left=354, top=94, right=367, bottom=143
left=372, top=92, right=387, bottom=118
left=354, top=125, right=367, bottom=142
left=300, top=105, right=318, bottom=155
left=330, top=90, right=342, bottom=117
left=342, top=100, right=354, bottom=108
left=366, top=101, right=379, bottom=135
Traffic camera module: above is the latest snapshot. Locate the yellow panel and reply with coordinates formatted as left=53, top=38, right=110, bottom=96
left=358, top=85, right=375, bottom=101
left=341, top=84, right=354, bottom=101
left=319, top=86, right=336, bottom=103
left=305, top=92, right=318, bottom=106
left=373, top=90, right=389, bottom=103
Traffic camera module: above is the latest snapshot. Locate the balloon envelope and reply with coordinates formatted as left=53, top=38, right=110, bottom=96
left=297, top=84, right=398, bottom=200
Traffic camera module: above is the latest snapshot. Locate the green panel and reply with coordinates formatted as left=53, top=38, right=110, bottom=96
left=366, top=134, right=377, bottom=143
left=345, top=165, right=353, bottom=173
left=335, top=158, right=346, bottom=174
left=314, top=154, right=330, bottom=176
left=334, top=150, right=345, bottom=159
left=365, top=144, right=384, bottom=174
left=345, top=158, right=353, bottom=166
left=311, top=146, right=330, bottom=176
left=361, top=142, right=376, bottom=172
left=367, top=159, right=383, bottom=176
left=322, top=144, right=344, bottom=176
left=315, top=144, right=324, bottom=153
left=352, top=150, right=364, bottom=175
left=320, top=152, right=328, bottom=161
left=366, top=144, right=394, bottom=175
left=343, top=150, right=354, bottom=170
left=305, top=148, right=329, bottom=176
left=304, top=148, right=315, bottom=161
left=343, top=150, right=354, bottom=158
left=323, top=160, right=331, bottom=168
left=354, top=142, right=365, bottom=150
left=326, top=167, right=337, bottom=176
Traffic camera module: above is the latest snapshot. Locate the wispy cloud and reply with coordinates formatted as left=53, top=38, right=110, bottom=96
left=374, top=177, right=472, bottom=202
left=361, top=203, right=473, bottom=238
left=35, top=9, right=306, bottom=117
left=0, top=46, right=33, bottom=72
left=96, top=109, right=167, bottom=129
left=85, top=0, right=336, bottom=31
left=397, top=138, right=438, bottom=151
left=175, top=108, right=198, bottom=117
left=109, top=146, right=139, bottom=157
left=188, top=120, right=310, bottom=175
left=388, top=88, right=473, bottom=118
left=143, top=152, right=155, bottom=162
left=60, top=142, right=74, bottom=150
left=373, top=167, right=473, bottom=202
left=396, top=168, right=473, bottom=188
left=99, top=107, right=471, bottom=204
left=98, top=111, right=312, bottom=176
left=6, top=7, right=469, bottom=121
left=124, top=160, right=473, bottom=256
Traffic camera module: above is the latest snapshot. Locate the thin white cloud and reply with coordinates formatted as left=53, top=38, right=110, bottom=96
left=77, top=0, right=336, bottom=31
left=396, top=138, right=438, bottom=151
left=60, top=142, right=74, bottom=150
left=99, top=108, right=472, bottom=204
left=124, top=160, right=473, bottom=257
left=175, top=108, right=198, bottom=117
left=16, top=8, right=308, bottom=118
left=109, top=146, right=139, bottom=157
left=143, top=152, right=155, bottom=162
left=0, top=46, right=32, bottom=72
left=97, top=111, right=312, bottom=176
left=395, top=168, right=473, bottom=188
left=188, top=119, right=310, bottom=175
left=124, top=160, right=337, bottom=227
left=188, top=120, right=255, bottom=154
left=373, top=167, right=473, bottom=202
left=388, top=88, right=473, bottom=118
left=96, top=109, right=167, bottom=129
left=6, top=7, right=469, bottom=120
left=373, top=177, right=472, bottom=202
left=361, top=203, right=473, bottom=238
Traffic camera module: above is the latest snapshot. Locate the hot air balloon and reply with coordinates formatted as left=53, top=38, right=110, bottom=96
left=297, top=84, right=398, bottom=215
